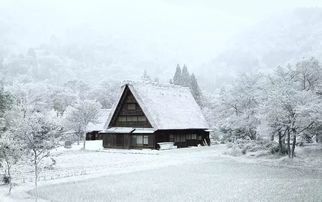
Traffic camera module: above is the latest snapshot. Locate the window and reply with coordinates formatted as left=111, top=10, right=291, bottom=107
left=116, top=135, right=124, bottom=146
left=118, top=116, right=126, bottom=122
left=126, top=95, right=135, bottom=103
left=192, top=134, right=197, bottom=140
left=136, top=135, right=143, bottom=145
left=132, top=136, right=137, bottom=145
left=181, top=135, right=186, bottom=142
left=175, top=135, right=185, bottom=142
left=143, top=136, right=149, bottom=145
left=138, top=116, right=147, bottom=122
left=169, top=134, right=174, bottom=142
left=186, top=134, right=192, bottom=140
left=127, top=116, right=138, bottom=122
left=127, top=104, right=136, bottom=110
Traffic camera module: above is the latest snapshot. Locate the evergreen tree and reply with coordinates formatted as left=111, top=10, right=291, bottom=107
left=181, top=64, right=191, bottom=87
left=171, top=64, right=203, bottom=105
left=190, top=73, right=202, bottom=103
left=173, top=64, right=182, bottom=85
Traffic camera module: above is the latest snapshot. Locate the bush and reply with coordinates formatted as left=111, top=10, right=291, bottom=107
left=2, top=175, right=10, bottom=184
left=230, top=145, right=243, bottom=156
left=226, top=142, right=233, bottom=148
left=225, top=139, right=281, bottom=156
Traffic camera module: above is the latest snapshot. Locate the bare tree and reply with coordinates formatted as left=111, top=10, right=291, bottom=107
left=16, top=110, right=62, bottom=200
left=63, top=100, right=101, bottom=150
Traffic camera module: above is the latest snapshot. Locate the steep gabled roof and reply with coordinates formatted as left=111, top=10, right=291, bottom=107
left=105, top=82, right=209, bottom=130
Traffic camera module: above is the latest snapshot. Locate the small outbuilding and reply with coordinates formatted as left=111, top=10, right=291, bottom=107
left=100, top=82, right=210, bottom=149
left=86, top=109, right=111, bottom=140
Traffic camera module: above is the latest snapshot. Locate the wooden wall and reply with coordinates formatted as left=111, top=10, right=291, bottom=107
left=102, top=129, right=209, bottom=149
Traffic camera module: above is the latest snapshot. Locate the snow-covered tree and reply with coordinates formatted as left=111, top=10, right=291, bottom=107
left=261, top=66, right=322, bottom=157
left=181, top=64, right=190, bottom=87
left=0, top=130, right=22, bottom=194
left=173, top=64, right=182, bottom=85
left=14, top=109, right=62, bottom=199
left=0, top=91, right=19, bottom=194
left=215, top=73, right=264, bottom=141
left=63, top=100, right=101, bottom=149
left=190, top=73, right=202, bottom=104
left=171, top=65, right=203, bottom=105
left=294, top=57, right=322, bottom=91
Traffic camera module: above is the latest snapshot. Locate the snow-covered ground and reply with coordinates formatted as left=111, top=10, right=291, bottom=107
left=1, top=141, right=322, bottom=202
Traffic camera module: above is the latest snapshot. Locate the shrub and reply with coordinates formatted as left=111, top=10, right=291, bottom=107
left=226, top=142, right=233, bottom=148
left=2, top=175, right=10, bottom=184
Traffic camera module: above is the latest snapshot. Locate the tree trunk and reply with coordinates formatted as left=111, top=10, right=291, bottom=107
left=292, top=134, right=296, bottom=158
left=77, top=133, right=80, bottom=145
left=34, top=155, right=38, bottom=202
left=278, top=131, right=283, bottom=155
left=7, top=163, right=12, bottom=194
left=83, top=130, right=87, bottom=150
left=287, top=128, right=291, bottom=158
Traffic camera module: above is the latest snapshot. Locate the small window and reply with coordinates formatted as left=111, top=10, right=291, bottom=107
left=127, top=104, right=136, bottom=110
left=118, top=116, right=127, bottom=122
left=143, top=136, right=148, bottom=145
left=136, top=135, right=143, bottom=145
left=192, top=134, right=197, bottom=140
left=186, top=134, right=192, bottom=140
left=169, top=134, right=174, bottom=142
left=138, top=116, right=147, bottom=122
left=127, top=116, right=138, bottom=122
left=181, top=135, right=186, bottom=142
left=132, top=135, right=137, bottom=145
left=126, top=95, right=135, bottom=102
left=116, top=135, right=124, bottom=146
left=175, top=135, right=184, bottom=142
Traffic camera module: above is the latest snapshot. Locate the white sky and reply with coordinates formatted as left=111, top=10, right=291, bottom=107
left=1, top=0, right=322, bottom=64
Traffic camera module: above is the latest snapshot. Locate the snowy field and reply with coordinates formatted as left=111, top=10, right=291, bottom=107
left=1, top=141, right=322, bottom=202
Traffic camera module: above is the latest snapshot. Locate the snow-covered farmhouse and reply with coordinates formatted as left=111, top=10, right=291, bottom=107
left=100, top=82, right=210, bottom=149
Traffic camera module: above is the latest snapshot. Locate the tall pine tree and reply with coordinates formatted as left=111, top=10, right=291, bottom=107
left=181, top=64, right=191, bottom=87
left=173, top=64, right=182, bottom=85
left=190, top=73, right=202, bottom=104
left=171, top=64, right=203, bottom=105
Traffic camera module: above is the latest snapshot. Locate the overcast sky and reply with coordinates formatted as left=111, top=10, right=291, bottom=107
left=1, top=0, right=322, bottom=64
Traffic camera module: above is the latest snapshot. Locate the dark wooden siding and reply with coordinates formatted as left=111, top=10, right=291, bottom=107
left=102, top=129, right=209, bottom=149
left=109, top=86, right=152, bottom=128
left=86, top=131, right=103, bottom=140
left=103, top=134, right=131, bottom=149
left=154, top=129, right=210, bottom=149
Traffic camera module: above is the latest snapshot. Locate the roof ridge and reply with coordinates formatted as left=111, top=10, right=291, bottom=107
left=122, top=80, right=190, bottom=90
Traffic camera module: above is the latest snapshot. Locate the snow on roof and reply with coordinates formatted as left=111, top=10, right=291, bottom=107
left=103, top=127, right=135, bottom=133
left=87, top=109, right=111, bottom=132
left=132, top=128, right=156, bottom=134
left=106, top=81, right=209, bottom=130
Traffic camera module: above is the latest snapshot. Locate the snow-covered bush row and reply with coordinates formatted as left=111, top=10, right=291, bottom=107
left=225, top=140, right=280, bottom=157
